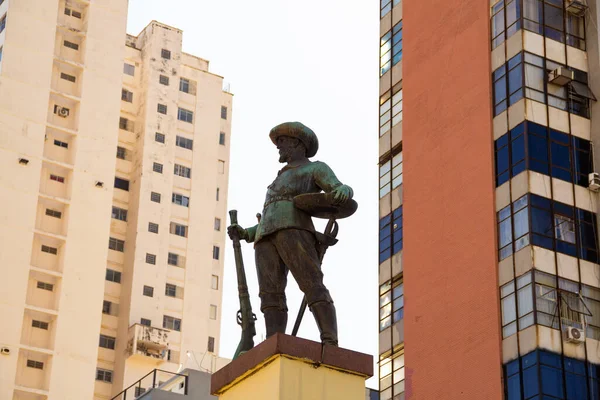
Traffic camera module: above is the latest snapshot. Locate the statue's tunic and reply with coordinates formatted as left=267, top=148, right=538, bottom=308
left=243, top=160, right=348, bottom=312
left=246, top=161, right=344, bottom=243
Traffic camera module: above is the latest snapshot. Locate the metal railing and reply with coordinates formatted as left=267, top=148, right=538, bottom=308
left=111, top=369, right=188, bottom=400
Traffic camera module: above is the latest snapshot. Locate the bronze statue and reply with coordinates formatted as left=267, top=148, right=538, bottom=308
left=228, top=121, right=356, bottom=348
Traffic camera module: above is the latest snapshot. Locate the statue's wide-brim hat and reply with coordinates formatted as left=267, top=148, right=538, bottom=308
left=293, top=193, right=358, bottom=219
left=269, top=122, right=319, bottom=158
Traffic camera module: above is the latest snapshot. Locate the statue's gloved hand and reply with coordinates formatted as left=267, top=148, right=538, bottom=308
left=227, top=224, right=249, bottom=241
left=332, top=184, right=353, bottom=205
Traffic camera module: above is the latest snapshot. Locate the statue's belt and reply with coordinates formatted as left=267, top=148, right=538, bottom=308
left=263, top=195, right=293, bottom=208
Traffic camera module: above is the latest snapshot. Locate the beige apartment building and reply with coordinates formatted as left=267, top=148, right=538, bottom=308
left=0, top=1, right=233, bottom=399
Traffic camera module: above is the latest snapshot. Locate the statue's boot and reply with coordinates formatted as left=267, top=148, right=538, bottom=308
left=311, top=302, right=338, bottom=346
left=264, top=308, right=288, bottom=338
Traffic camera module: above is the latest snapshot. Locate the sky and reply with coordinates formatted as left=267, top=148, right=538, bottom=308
left=127, top=0, right=379, bottom=387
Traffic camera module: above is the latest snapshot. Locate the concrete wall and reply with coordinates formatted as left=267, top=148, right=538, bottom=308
left=111, top=21, right=232, bottom=397
left=402, top=1, right=503, bottom=399
left=0, top=0, right=127, bottom=398
left=0, top=5, right=230, bottom=399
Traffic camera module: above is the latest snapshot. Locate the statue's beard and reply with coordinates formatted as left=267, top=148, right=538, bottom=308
left=279, top=150, right=290, bottom=163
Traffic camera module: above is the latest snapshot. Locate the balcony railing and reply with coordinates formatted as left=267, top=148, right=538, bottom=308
left=111, top=369, right=188, bottom=400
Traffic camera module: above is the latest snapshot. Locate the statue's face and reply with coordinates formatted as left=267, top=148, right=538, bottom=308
left=276, top=136, right=304, bottom=163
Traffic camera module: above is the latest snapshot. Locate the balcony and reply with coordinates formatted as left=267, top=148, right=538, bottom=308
left=127, top=324, right=170, bottom=362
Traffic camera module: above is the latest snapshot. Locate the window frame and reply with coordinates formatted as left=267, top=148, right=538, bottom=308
left=63, top=40, right=79, bottom=50
left=143, top=285, right=154, bottom=297
left=175, top=135, right=193, bottom=150
left=99, top=334, right=116, bottom=350
left=114, top=177, right=130, bottom=191
left=498, top=193, right=599, bottom=264
left=121, top=88, right=133, bottom=103
left=27, top=360, right=44, bottom=370
left=105, top=269, right=122, bottom=284
left=172, top=193, right=190, bottom=207
left=111, top=206, right=128, bottom=222
left=174, top=164, right=191, bottom=178
left=60, top=72, right=76, bottom=83
left=152, top=162, right=163, bottom=174
left=45, top=209, right=62, bottom=219
left=32, top=320, right=49, bottom=330
left=150, top=192, right=161, bottom=203
left=178, top=107, right=194, bottom=123
left=96, top=368, right=113, bottom=383
left=108, top=237, right=125, bottom=252
left=37, top=281, right=54, bottom=291
left=148, top=222, right=159, bottom=234
left=379, top=279, right=404, bottom=331
left=53, top=139, right=68, bottom=149
left=170, top=222, right=188, bottom=238
left=163, top=315, right=182, bottom=331
left=41, top=245, right=58, bottom=255
left=123, top=63, right=135, bottom=76
left=165, top=283, right=177, bottom=298
left=146, top=253, right=156, bottom=265
left=168, top=252, right=179, bottom=267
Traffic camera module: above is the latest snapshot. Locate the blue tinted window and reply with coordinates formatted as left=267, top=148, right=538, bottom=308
left=508, top=65, right=523, bottom=95
left=523, top=365, right=540, bottom=398
left=522, top=351, right=538, bottom=369
left=590, top=378, right=599, bottom=400
left=528, top=122, right=547, bottom=137
left=551, top=142, right=571, bottom=176
left=507, top=374, right=521, bottom=399
left=530, top=195, right=551, bottom=210
left=380, top=214, right=391, bottom=229
left=495, top=77, right=507, bottom=105
left=497, top=134, right=509, bottom=149
left=505, top=352, right=600, bottom=400
left=532, top=233, right=554, bottom=250
left=494, top=65, right=506, bottom=80
left=512, top=132, right=525, bottom=160
left=531, top=208, right=553, bottom=236
left=529, top=134, right=549, bottom=162
left=391, top=21, right=402, bottom=65
left=507, top=359, right=520, bottom=376
left=550, top=130, right=569, bottom=144
left=539, top=351, right=561, bottom=368
left=379, top=206, right=403, bottom=263
left=579, top=222, right=597, bottom=248
left=496, top=146, right=510, bottom=185
left=540, top=365, right=564, bottom=397
left=508, top=53, right=523, bottom=69
left=564, top=358, right=585, bottom=375
left=553, top=202, right=574, bottom=218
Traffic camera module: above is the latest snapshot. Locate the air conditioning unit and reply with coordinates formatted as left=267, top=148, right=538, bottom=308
left=589, top=173, right=600, bottom=192
left=566, top=0, right=588, bottom=16
left=566, top=327, right=585, bottom=344
left=55, top=106, right=70, bottom=118
left=548, top=67, right=574, bottom=86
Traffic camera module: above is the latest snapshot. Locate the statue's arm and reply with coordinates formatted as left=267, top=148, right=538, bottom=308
left=245, top=224, right=259, bottom=243
left=314, top=162, right=354, bottom=197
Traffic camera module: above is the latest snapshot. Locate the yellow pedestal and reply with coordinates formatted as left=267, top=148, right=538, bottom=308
left=211, top=333, right=373, bottom=400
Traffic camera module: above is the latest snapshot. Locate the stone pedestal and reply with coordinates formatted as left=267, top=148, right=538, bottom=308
left=211, top=333, right=373, bottom=400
